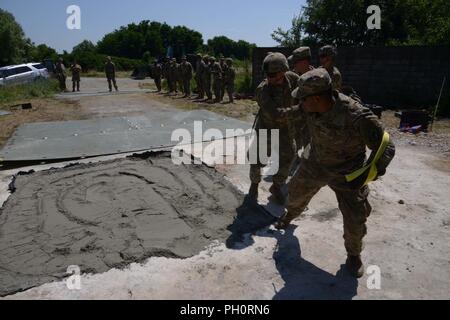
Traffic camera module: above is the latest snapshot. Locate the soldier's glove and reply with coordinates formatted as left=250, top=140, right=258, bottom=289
left=375, top=142, right=396, bottom=179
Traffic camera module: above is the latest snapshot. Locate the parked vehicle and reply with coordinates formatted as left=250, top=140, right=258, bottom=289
left=0, top=63, right=50, bottom=87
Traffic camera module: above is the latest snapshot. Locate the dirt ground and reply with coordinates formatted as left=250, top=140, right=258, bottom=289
left=0, top=77, right=449, bottom=299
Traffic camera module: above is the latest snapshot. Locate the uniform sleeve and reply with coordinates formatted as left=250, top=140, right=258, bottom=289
left=353, top=105, right=396, bottom=175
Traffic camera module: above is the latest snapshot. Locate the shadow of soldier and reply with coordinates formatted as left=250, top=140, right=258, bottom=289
left=272, top=226, right=358, bottom=300
left=225, top=201, right=276, bottom=249
left=225, top=203, right=358, bottom=300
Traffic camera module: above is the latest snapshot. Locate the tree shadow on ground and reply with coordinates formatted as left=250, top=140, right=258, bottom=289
left=225, top=202, right=358, bottom=300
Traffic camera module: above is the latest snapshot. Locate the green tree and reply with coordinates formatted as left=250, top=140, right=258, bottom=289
left=30, top=44, right=58, bottom=62
left=272, top=0, right=450, bottom=46
left=72, top=40, right=96, bottom=55
left=207, top=36, right=256, bottom=60
left=97, top=21, right=203, bottom=59
left=271, top=14, right=306, bottom=47
left=0, top=9, right=31, bottom=66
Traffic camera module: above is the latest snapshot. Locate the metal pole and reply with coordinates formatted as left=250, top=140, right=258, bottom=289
left=430, top=76, right=446, bottom=132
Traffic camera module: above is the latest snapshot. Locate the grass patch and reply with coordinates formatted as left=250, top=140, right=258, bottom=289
left=0, top=79, right=59, bottom=107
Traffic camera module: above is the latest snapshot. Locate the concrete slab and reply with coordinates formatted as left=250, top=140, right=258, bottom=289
left=0, top=110, right=11, bottom=117
left=0, top=110, right=252, bottom=162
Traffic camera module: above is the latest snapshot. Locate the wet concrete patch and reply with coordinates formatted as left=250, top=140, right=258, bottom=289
left=0, top=152, right=244, bottom=296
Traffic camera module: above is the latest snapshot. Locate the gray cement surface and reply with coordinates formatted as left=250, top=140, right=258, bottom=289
left=0, top=152, right=267, bottom=296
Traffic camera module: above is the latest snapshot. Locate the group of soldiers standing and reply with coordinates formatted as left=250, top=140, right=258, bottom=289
left=249, top=45, right=396, bottom=278
left=152, top=54, right=236, bottom=103
left=54, top=56, right=119, bottom=93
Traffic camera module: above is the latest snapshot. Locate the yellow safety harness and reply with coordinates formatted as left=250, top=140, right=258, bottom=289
left=345, top=131, right=390, bottom=186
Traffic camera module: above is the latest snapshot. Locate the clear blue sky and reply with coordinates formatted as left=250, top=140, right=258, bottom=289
left=0, top=0, right=305, bottom=53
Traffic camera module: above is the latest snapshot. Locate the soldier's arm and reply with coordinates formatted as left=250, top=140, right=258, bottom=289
left=333, top=70, right=343, bottom=91
left=353, top=106, right=396, bottom=176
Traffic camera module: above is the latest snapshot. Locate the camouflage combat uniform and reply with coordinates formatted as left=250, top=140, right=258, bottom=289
left=220, top=58, right=227, bottom=101
left=210, top=57, right=222, bottom=102
left=176, top=61, right=184, bottom=94
left=282, top=69, right=396, bottom=261
left=249, top=53, right=299, bottom=187
left=195, top=54, right=205, bottom=99
left=223, top=58, right=235, bottom=103
left=202, top=57, right=212, bottom=100
left=288, top=47, right=315, bottom=150
left=105, top=58, right=118, bottom=92
left=319, top=45, right=342, bottom=91
left=70, top=63, right=82, bottom=92
left=153, top=62, right=163, bottom=92
left=168, top=60, right=178, bottom=93
left=180, top=57, right=193, bottom=96
left=55, top=60, right=67, bottom=92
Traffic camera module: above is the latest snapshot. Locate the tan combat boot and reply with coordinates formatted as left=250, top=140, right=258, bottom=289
left=346, top=255, right=364, bottom=278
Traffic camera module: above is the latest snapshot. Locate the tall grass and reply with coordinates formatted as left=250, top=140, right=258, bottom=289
left=0, top=78, right=59, bottom=106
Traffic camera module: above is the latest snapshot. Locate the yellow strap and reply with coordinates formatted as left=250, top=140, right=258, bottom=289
left=345, top=131, right=390, bottom=186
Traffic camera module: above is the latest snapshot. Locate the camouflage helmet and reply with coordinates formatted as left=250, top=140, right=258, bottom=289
left=196, top=53, right=202, bottom=58
left=225, top=58, right=233, bottom=64
left=209, top=56, right=216, bottom=62
left=106, top=56, right=112, bottom=61
left=319, top=45, right=337, bottom=57
left=292, top=68, right=332, bottom=100
left=289, top=47, right=311, bottom=64
left=262, top=52, right=289, bottom=74
left=181, top=55, right=187, bottom=60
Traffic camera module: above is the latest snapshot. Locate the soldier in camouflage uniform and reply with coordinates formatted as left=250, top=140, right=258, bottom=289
left=180, top=56, right=193, bottom=97
left=162, top=58, right=170, bottom=93
left=202, top=55, right=213, bottom=101
left=223, top=58, right=235, bottom=103
left=219, top=56, right=227, bottom=101
left=210, top=57, right=223, bottom=103
left=288, top=47, right=315, bottom=151
left=168, top=58, right=178, bottom=94
left=195, top=54, right=205, bottom=99
left=70, top=60, right=82, bottom=92
left=55, top=58, right=67, bottom=92
left=319, top=45, right=342, bottom=91
left=176, top=59, right=184, bottom=95
left=153, top=61, right=163, bottom=92
left=247, top=52, right=300, bottom=205
left=275, top=68, right=396, bottom=278
left=105, top=56, right=118, bottom=92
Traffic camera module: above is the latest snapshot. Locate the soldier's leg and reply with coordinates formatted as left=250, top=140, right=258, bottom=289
left=113, top=78, right=118, bottom=91
left=227, top=84, right=234, bottom=103
left=107, top=78, right=112, bottom=91
left=273, top=129, right=295, bottom=185
left=155, top=78, right=161, bottom=91
left=275, top=160, right=326, bottom=229
left=187, top=79, right=191, bottom=96
left=330, top=185, right=372, bottom=257
left=206, top=81, right=212, bottom=100
left=72, top=81, right=76, bottom=92
left=76, top=81, right=80, bottom=91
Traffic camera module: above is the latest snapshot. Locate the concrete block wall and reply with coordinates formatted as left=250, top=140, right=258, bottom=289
left=252, top=46, right=450, bottom=109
